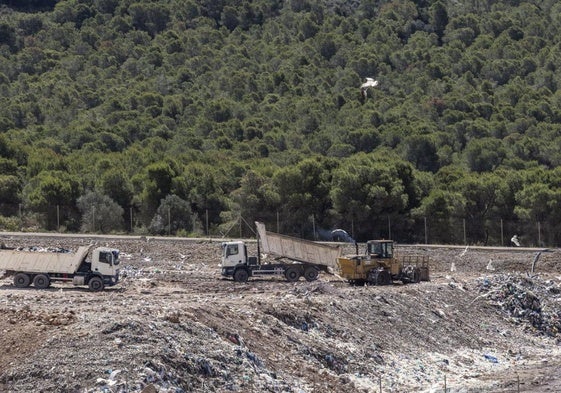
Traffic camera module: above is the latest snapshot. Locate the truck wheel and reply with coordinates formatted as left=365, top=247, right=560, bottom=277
left=88, top=276, right=104, bottom=292
left=368, top=269, right=391, bottom=286
left=367, top=270, right=379, bottom=285
left=285, top=267, right=300, bottom=282
left=378, top=270, right=391, bottom=285
left=401, top=265, right=417, bottom=284
left=304, top=267, right=319, bottom=282
left=14, top=273, right=31, bottom=288
left=233, top=268, right=249, bottom=283
left=33, top=274, right=50, bottom=289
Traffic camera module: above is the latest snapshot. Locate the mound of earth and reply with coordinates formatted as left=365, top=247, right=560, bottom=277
left=0, top=234, right=560, bottom=392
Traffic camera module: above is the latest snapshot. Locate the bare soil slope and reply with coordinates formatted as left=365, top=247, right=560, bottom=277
left=0, top=235, right=560, bottom=393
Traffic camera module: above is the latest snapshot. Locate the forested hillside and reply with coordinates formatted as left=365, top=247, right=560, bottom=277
left=1, top=0, right=561, bottom=245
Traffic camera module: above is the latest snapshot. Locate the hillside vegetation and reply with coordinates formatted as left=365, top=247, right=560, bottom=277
left=1, top=0, right=561, bottom=244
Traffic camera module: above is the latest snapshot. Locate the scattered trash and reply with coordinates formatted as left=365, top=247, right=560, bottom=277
left=198, top=358, right=214, bottom=376
left=476, top=274, right=561, bottom=337
left=2, top=237, right=561, bottom=393
left=140, top=384, right=157, bottom=393
left=15, top=246, right=70, bottom=253
left=227, top=333, right=240, bottom=345
left=531, top=252, right=542, bottom=274
left=486, top=259, right=495, bottom=271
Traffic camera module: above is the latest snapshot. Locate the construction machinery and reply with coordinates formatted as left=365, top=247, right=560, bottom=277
left=221, top=222, right=341, bottom=282
left=0, top=245, right=120, bottom=291
left=337, top=240, right=429, bottom=285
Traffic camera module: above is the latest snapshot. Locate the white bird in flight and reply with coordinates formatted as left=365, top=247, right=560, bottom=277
left=360, top=77, right=379, bottom=98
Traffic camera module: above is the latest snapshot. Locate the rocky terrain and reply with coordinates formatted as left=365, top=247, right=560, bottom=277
left=0, top=234, right=560, bottom=392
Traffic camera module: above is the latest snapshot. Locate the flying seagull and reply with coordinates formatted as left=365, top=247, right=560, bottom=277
left=360, top=77, right=379, bottom=99
left=511, top=235, right=520, bottom=247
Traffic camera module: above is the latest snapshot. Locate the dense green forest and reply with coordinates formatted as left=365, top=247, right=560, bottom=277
left=1, top=0, right=561, bottom=245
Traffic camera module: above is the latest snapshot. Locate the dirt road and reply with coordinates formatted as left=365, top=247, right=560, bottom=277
left=0, top=235, right=560, bottom=392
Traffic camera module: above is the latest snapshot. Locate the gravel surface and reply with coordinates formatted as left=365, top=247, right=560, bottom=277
left=0, top=234, right=560, bottom=392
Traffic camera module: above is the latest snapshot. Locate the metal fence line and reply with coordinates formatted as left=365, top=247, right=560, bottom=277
left=1, top=204, right=559, bottom=247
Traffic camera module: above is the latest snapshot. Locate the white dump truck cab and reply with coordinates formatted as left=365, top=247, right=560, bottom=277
left=91, top=247, right=120, bottom=276
left=221, top=241, right=258, bottom=276
left=73, top=246, right=121, bottom=290
left=222, top=241, right=246, bottom=267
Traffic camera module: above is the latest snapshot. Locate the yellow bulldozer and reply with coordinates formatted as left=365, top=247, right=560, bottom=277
left=337, top=240, right=430, bottom=285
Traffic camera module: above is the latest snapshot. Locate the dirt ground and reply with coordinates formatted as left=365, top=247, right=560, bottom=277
left=0, top=234, right=560, bottom=393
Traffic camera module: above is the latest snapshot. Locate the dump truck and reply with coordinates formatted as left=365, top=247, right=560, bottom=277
left=0, top=245, right=120, bottom=291
left=337, top=240, right=429, bottom=285
left=221, top=222, right=341, bottom=282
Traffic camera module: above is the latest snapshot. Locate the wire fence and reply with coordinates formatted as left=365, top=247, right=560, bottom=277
left=372, top=373, right=528, bottom=393
left=0, top=203, right=558, bottom=247
left=370, top=372, right=524, bottom=393
left=252, top=214, right=556, bottom=248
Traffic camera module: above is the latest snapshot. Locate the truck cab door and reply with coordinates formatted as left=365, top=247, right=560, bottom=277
left=222, top=242, right=244, bottom=267
left=93, top=250, right=117, bottom=276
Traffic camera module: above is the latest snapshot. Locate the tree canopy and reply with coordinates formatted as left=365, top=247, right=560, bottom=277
left=0, top=0, right=560, bottom=244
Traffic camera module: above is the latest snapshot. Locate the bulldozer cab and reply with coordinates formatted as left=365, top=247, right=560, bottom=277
left=366, top=240, right=393, bottom=258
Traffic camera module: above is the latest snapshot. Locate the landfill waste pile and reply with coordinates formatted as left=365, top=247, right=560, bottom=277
left=0, top=235, right=560, bottom=393
left=476, top=274, right=561, bottom=339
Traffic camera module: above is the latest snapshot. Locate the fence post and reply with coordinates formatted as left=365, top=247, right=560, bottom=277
left=424, top=216, right=428, bottom=244
left=312, top=215, right=316, bottom=240
left=167, top=207, right=171, bottom=235
left=463, top=218, right=466, bottom=244
left=57, top=205, right=60, bottom=232
left=537, top=221, right=541, bottom=246
left=501, top=219, right=504, bottom=246
left=206, top=209, right=209, bottom=236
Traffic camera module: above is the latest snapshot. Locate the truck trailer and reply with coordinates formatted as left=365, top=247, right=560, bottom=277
left=221, top=222, right=341, bottom=282
left=0, top=245, right=120, bottom=291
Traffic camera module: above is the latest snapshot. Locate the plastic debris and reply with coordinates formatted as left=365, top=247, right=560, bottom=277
left=1, top=238, right=561, bottom=393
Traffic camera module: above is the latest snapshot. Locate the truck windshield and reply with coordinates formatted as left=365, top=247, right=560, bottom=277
left=112, top=250, right=120, bottom=265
